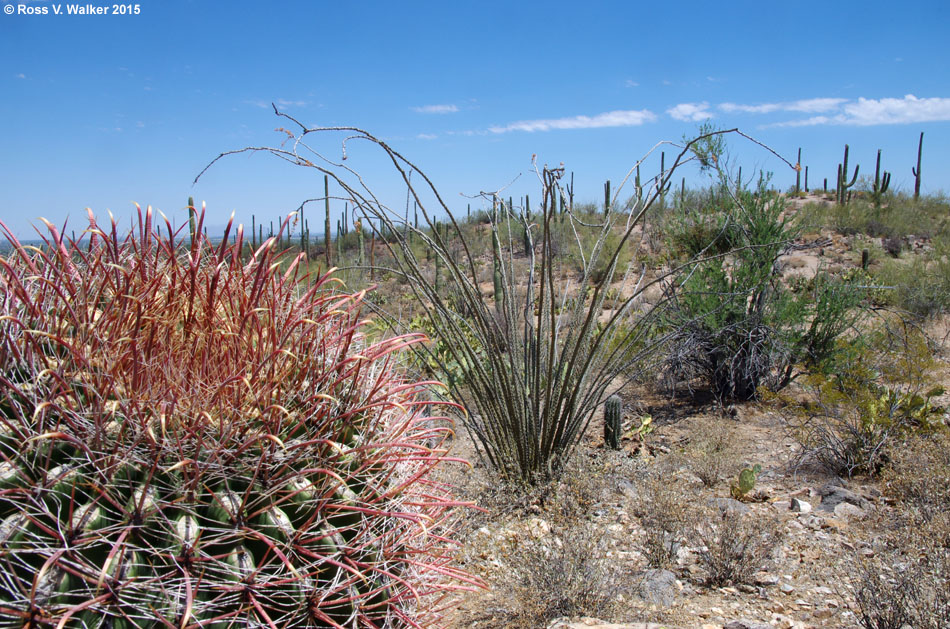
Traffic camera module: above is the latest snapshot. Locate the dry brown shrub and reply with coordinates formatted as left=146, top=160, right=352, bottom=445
left=853, top=525, right=950, bottom=629
left=693, top=506, right=783, bottom=587
left=633, top=469, right=697, bottom=569
left=455, top=450, right=642, bottom=628
left=683, top=422, right=740, bottom=488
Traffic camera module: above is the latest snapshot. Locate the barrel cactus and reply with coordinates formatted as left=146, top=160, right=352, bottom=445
left=0, top=208, right=475, bottom=628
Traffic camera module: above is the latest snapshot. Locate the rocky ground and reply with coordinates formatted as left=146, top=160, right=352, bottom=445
left=435, top=195, right=950, bottom=628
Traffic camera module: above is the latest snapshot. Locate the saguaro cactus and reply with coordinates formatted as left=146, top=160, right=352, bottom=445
left=604, top=179, right=611, bottom=215
left=795, top=148, right=802, bottom=194
left=188, top=196, right=197, bottom=242
left=604, top=395, right=622, bottom=450
left=323, top=177, right=332, bottom=265
left=836, top=144, right=859, bottom=205
left=912, top=131, right=924, bottom=200
left=873, top=149, right=891, bottom=206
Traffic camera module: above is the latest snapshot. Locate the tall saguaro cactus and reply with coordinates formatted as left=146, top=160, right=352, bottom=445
left=873, top=149, right=891, bottom=207
left=324, top=175, right=332, bottom=266
left=604, top=179, right=611, bottom=215
left=912, top=131, right=924, bottom=200
left=836, top=144, right=859, bottom=205
left=795, top=147, right=802, bottom=194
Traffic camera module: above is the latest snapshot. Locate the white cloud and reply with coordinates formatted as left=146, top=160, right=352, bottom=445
left=719, top=98, right=845, bottom=115
left=667, top=102, right=713, bottom=122
left=787, top=97, right=848, bottom=113
left=489, top=109, right=657, bottom=133
left=411, top=104, right=459, bottom=114
left=720, top=102, right=781, bottom=114
left=769, top=116, right=832, bottom=128
left=624, top=79, right=639, bottom=88
left=764, top=95, right=950, bottom=127
left=839, top=95, right=950, bottom=125
left=245, top=98, right=308, bottom=109
left=15, top=73, right=26, bottom=79
left=416, top=133, right=438, bottom=140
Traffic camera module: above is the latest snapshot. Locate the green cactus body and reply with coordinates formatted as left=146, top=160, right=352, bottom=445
left=795, top=148, right=802, bottom=193
left=187, top=196, right=197, bottom=243
left=731, top=464, right=762, bottom=500
left=912, top=131, right=923, bottom=199
left=873, top=149, right=891, bottom=206
left=836, top=144, right=859, bottom=205
left=604, top=395, right=622, bottom=450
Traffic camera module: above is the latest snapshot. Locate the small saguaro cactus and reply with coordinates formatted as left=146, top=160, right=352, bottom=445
left=604, top=179, right=611, bottom=215
left=604, top=395, right=623, bottom=450
left=836, top=144, right=859, bottom=205
left=912, top=131, right=924, bottom=200
left=356, top=217, right=365, bottom=271
left=187, top=196, right=197, bottom=242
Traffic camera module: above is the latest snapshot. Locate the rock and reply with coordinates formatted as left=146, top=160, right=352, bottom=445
left=817, top=484, right=870, bottom=512
left=723, top=620, right=771, bottom=629
left=780, top=583, right=795, bottom=594
left=525, top=517, right=551, bottom=538
left=547, top=619, right=672, bottom=629
left=706, top=497, right=751, bottom=516
left=834, top=502, right=866, bottom=520
left=616, top=478, right=639, bottom=499
left=638, top=569, right=678, bottom=608
left=790, top=498, right=811, bottom=513
left=754, top=573, right=780, bottom=586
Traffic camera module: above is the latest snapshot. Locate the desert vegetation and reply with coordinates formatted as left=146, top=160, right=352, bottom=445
left=1, top=118, right=947, bottom=627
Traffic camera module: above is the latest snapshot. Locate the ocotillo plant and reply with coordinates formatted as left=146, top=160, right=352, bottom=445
left=912, top=131, right=924, bottom=200
left=836, top=144, right=859, bottom=205
left=199, top=112, right=801, bottom=483
left=873, top=149, right=891, bottom=206
left=604, top=395, right=622, bottom=450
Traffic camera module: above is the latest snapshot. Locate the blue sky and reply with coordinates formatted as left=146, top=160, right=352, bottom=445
left=1, top=0, right=948, bottom=239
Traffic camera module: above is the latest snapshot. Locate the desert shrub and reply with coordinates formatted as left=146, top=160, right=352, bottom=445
left=634, top=470, right=697, bottom=568
left=872, top=252, right=950, bottom=318
left=482, top=520, right=628, bottom=628
left=0, top=212, right=474, bottom=627
left=852, top=433, right=950, bottom=627
left=853, top=526, right=950, bottom=629
left=456, top=449, right=639, bottom=628
left=883, top=432, right=950, bottom=535
left=783, top=321, right=947, bottom=476
left=683, top=423, right=739, bottom=488
left=694, top=506, right=782, bottom=587
left=663, top=177, right=866, bottom=401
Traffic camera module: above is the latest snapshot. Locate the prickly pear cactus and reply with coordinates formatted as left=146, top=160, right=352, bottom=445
left=0, top=209, right=475, bottom=628
left=730, top=464, right=762, bottom=501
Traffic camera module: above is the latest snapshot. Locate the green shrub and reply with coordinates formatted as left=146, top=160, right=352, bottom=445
left=782, top=322, right=947, bottom=476
left=663, top=177, right=865, bottom=400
